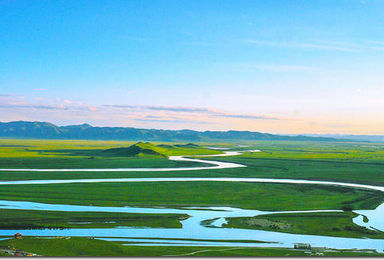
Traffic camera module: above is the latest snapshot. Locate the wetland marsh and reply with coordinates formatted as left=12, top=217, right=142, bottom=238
left=1, top=139, right=384, bottom=256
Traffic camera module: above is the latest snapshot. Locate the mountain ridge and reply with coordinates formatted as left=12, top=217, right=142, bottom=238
left=0, top=120, right=341, bottom=142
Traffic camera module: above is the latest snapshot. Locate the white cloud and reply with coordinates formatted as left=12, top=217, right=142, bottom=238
left=0, top=96, right=283, bottom=130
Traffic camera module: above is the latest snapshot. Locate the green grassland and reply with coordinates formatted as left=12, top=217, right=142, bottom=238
left=242, top=141, right=384, bottom=162
left=192, top=140, right=384, bottom=185
left=224, top=211, right=384, bottom=239
left=0, top=140, right=219, bottom=170
left=0, top=182, right=382, bottom=211
left=0, top=237, right=141, bottom=257
left=3, top=154, right=384, bottom=186
left=198, top=155, right=384, bottom=185
left=0, top=237, right=382, bottom=257
left=0, top=209, right=186, bottom=229
left=0, top=139, right=221, bottom=158
left=0, top=155, right=215, bottom=170
left=1, top=140, right=384, bottom=188
left=1, top=180, right=382, bottom=239
left=0, top=156, right=212, bottom=170
left=1, top=139, right=384, bottom=256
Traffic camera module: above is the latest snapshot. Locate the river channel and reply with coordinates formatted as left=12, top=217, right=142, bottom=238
left=0, top=150, right=383, bottom=251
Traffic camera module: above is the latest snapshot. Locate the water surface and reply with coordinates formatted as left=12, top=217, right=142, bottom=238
left=0, top=150, right=383, bottom=251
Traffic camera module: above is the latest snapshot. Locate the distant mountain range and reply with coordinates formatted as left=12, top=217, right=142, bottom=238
left=0, top=121, right=345, bottom=142
left=303, top=134, right=384, bottom=143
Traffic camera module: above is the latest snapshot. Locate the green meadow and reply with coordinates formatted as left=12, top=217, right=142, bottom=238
left=0, top=140, right=217, bottom=170
left=1, top=237, right=382, bottom=257
left=224, top=211, right=384, bottom=239
left=0, top=182, right=382, bottom=210
left=0, top=209, right=186, bottom=229
left=1, top=139, right=384, bottom=256
left=2, top=139, right=384, bottom=187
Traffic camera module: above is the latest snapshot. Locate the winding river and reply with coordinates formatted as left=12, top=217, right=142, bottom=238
left=0, top=150, right=384, bottom=251
left=0, top=151, right=246, bottom=172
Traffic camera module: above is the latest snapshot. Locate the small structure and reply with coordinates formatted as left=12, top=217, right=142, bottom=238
left=294, top=243, right=311, bottom=249
left=13, top=233, right=22, bottom=239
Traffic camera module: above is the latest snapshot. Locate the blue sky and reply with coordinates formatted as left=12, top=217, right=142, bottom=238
left=1, top=0, right=384, bottom=134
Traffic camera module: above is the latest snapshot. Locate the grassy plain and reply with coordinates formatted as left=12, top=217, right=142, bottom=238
left=225, top=211, right=384, bottom=239
left=1, top=139, right=384, bottom=187
left=0, top=139, right=220, bottom=158
left=0, top=209, right=185, bottom=229
left=0, top=237, right=382, bottom=257
left=1, top=139, right=384, bottom=256
left=198, top=140, right=384, bottom=185
left=0, top=182, right=382, bottom=211
left=0, top=140, right=217, bottom=170
left=0, top=139, right=383, bottom=212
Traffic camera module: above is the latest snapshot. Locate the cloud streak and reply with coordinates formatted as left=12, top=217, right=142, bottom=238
left=103, top=105, right=213, bottom=113
left=102, top=104, right=279, bottom=120
left=245, top=39, right=360, bottom=52
left=0, top=95, right=282, bottom=130
left=254, top=64, right=318, bottom=72
left=214, top=113, right=278, bottom=120
left=1, top=94, right=382, bottom=134
left=245, top=39, right=384, bottom=53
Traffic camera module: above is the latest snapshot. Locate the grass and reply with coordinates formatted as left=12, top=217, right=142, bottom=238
left=0, top=209, right=186, bottom=229
left=2, top=140, right=384, bottom=188
left=0, top=237, right=382, bottom=256
left=200, top=155, right=384, bottom=185
left=2, top=139, right=384, bottom=256
left=230, top=140, right=384, bottom=162
left=0, top=140, right=218, bottom=170
left=3, top=154, right=384, bottom=187
left=0, top=182, right=382, bottom=211
left=0, top=139, right=220, bottom=158
left=0, top=237, right=137, bottom=256
left=225, top=211, right=384, bottom=239
left=0, top=156, right=211, bottom=170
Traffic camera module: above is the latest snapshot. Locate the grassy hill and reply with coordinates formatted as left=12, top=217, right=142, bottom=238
left=102, top=142, right=167, bottom=157
left=0, top=139, right=217, bottom=170
left=102, top=142, right=221, bottom=158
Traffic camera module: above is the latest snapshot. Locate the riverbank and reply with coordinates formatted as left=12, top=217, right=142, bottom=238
left=0, top=237, right=382, bottom=257
left=2, top=140, right=384, bottom=255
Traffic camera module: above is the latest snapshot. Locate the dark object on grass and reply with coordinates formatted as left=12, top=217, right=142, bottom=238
left=341, top=205, right=354, bottom=211
left=13, top=233, right=22, bottom=239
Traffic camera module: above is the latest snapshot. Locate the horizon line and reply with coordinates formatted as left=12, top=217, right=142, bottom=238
left=1, top=120, right=382, bottom=137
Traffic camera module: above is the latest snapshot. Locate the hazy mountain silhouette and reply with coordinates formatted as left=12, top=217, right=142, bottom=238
left=0, top=121, right=340, bottom=142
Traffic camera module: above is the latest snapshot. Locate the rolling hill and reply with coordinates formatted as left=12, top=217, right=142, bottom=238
left=102, top=142, right=167, bottom=157
left=102, top=142, right=220, bottom=157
